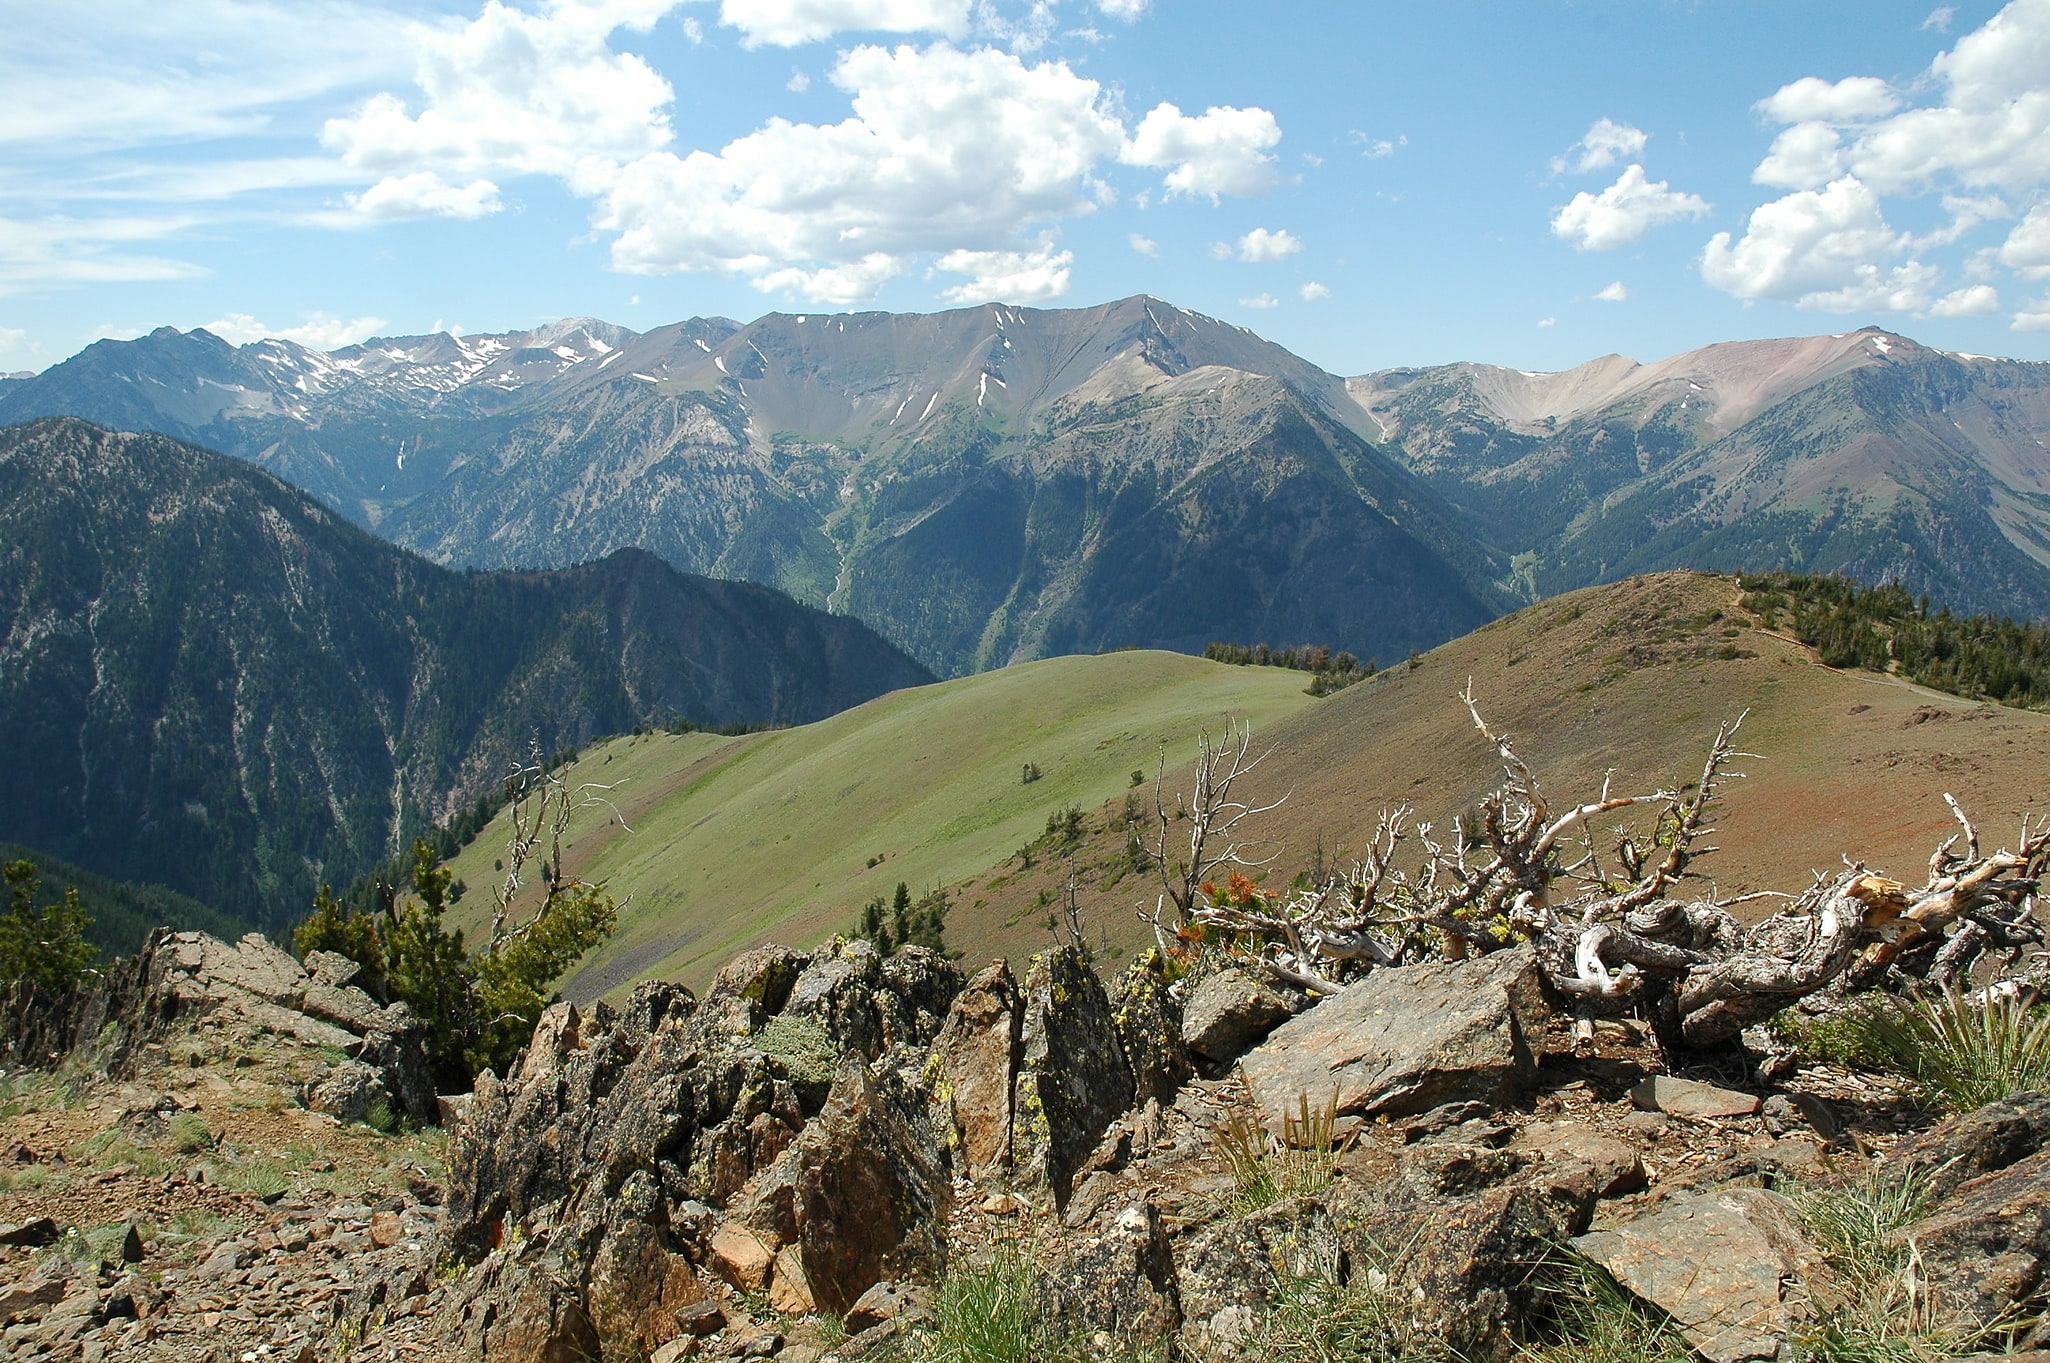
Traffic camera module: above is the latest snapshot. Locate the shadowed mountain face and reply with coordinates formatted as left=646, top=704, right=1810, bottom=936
left=0, top=417, right=933, bottom=929
left=0, top=299, right=1510, bottom=676
left=1352, top=329, right=2050, bottom=619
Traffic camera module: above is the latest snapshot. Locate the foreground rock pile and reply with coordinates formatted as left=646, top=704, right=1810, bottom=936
left=2, top=929, right=2047, bottom=1361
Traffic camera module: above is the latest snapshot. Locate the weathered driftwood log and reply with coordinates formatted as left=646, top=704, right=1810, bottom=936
left=1167, top=690, right=2048, bottom=1054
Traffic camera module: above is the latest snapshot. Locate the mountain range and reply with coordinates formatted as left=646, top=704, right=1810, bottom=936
left=0, top=417, right=930, bottom=929
left=8, top=301, right=2050, bottom=674
left=0, top=301, right=1512, bottom=675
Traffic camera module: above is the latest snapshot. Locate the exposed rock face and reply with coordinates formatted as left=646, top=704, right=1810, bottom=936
left=1012, top=946, right=1135, bottom=1208
left=1239, top=947, right=1546, bottom=1133
left=1574, top=1188, right=1834, bottom=1363
left=1112, top=950, right=1192, bottom=1105
left=929, top=961, right=1022, bottom=1180
left=1903, top=1145, right=2050, bottom=1333
left=0, top=928, right=435, bottom=1124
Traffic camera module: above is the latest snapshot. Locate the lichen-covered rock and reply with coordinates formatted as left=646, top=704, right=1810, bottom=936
left=1894, top=1089, right=2050, bottom=1197
left=1239, top=948, right=1546, bottom=1134
left=784, top=939, right=889, bottom=1059
left=879, top=946, right=965, bottom=1049
left=1112, top=950, right=1191, bottom=1105
left=1181, top=966, right=1297, bottom=1069
left=929, top=960, right=1022, bottom=1180
left=1013, top=946, right=1134, bottom=1208
left=1574, top=1187, right=1834, bottom=1363
left=1175, top=1194, right=1336, bottom=1336
left=584, top=1219, right=711, bottom=1358
left=1043, top=1202, right=1180, bottom=1344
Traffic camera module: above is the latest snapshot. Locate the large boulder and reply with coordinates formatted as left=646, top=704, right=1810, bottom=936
left=1012, top=947, right=1135, bottom=1208
left=1573, top=1188, right=1834, bottom=1363
left=1894, top=1089, right=2050, bottom=1197
left=755, top=1059, right=953, bottom=1317
left=1239, top=948, right=1547, bottom=1134
left=1181, top=966, right=1296, bottom=1069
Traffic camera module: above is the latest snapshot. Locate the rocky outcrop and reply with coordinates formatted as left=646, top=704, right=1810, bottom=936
left=1012, top=946, right=1135, bottom=1208
left=435, top=940, right=964, bottom=1361
left=0, top=928, right=435, bottom=1124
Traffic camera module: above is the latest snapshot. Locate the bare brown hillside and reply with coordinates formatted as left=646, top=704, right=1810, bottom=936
left=963, top=570, right=2050, bottom=964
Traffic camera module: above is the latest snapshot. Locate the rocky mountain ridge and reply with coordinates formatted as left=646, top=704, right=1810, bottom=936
left=0, top=299, right=1514, bottom=675
left=1357, top=328, right=2050, bottom=618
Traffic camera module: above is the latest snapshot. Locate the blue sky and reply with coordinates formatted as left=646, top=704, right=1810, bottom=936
left=5, top=0, right=2050, bottom=377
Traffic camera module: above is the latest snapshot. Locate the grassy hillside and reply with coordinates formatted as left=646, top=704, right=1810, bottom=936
left=451, top=570, right=2050, bottom=1002
left=443, top=650, right=1319, bottom=993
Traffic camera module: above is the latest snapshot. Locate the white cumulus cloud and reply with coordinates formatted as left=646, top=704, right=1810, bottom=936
left=1557, top=118, right=1647, bottom=174
left=1234, top=226, right=1300, bottom=262
left=2015, top=293, right=2050, bottom=329
left=756, top=253, right=907, bottom=305
left=1128, top=232, right=1157, bottom=256
left=711, top=0, right=971, bottom=48
left=321, top=0, right=680, bottom=209
left=1537, top=316, right=1557, bottom=328
left=1551, top=165, right=1710, bottom=251
left=1928, top=283, right=2002, bottom=315
left=201, top=310, right=389, bottom=348
left=1239, top=292, right=1278, bottom=309
left=1754, top=123, right=1845, bottom=190
left=1837, top=0, right=2050, bottom=194
left=1701, top=175, right=1928, bottom=309
left=1298, top=281, right=1329, bottom=302
left=935, top=243, right=1072, bottom=303
left=1096, top=0, right=1149, bottom=19
left=1595, top=280, right=1628, bottom=302
left=346, top=171, right=502, bottom=219
left=1755, top=76, right=1902, bottom=125
left=1123, top=102, right=1283, bottom=200
left=2000, top=203, right=2050, bottom=278
left=597, top=42, right=1125, bottom=301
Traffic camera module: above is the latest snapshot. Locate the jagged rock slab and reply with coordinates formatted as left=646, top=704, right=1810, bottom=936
left=1239, top=948, right=1546, bottom=1133
left=1899, top=1146, right=2050, bottom=1333
left=1574, top=1188, right=1832, bottom=1363
left=1630, top=1076, right=1761, bottom=1121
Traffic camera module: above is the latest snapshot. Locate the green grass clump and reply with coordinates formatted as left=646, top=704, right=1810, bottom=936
left=1213, top=1092, right=1348, bottom=1216
left=1854, top=987, right=2050, bottom=1114
left=909, top=1243, right=1075, bottom=1363
left=1518, top=1254, right=1694, bottom=1363
left=166, top=1111, right=212, bottom=1154
left=1785, top=1166, right=1987, bottom=1361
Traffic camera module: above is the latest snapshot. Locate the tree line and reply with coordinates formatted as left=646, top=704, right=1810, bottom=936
left=1202, top=641, right=1376, bottom=695
left=1741, top=571, right=2050, bottom=707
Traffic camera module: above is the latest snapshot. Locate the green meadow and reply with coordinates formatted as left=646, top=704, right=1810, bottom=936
left=444, top=649, right=1318, bottom=995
